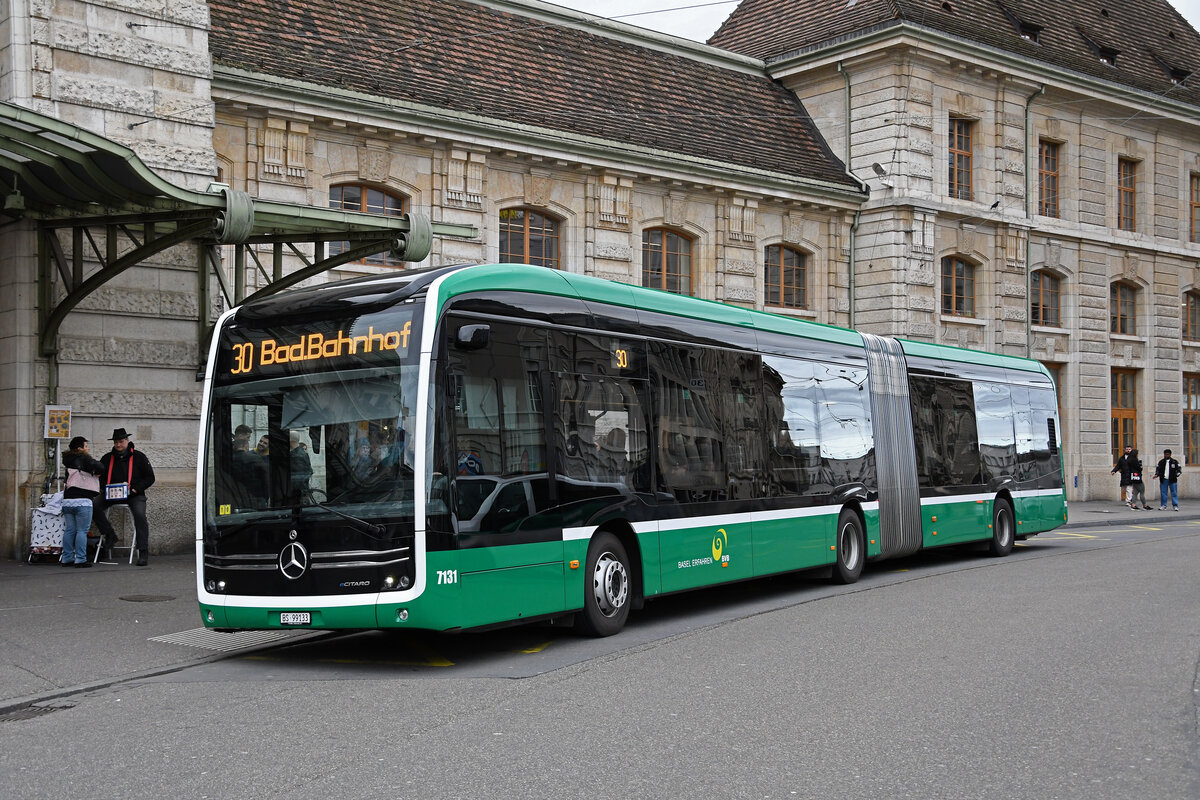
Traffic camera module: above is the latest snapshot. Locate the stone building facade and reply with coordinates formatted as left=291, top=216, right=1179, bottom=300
left=0, top=0, right=217, bottom=556
left=712, top=0, right=1200, bottom=502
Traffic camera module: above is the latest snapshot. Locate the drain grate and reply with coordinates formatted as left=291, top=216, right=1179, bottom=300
left=120, top=594, right=176, bottom=603
left=0, top=703, right=73, bottom=723
left=148, top=627, right=306, bottom=652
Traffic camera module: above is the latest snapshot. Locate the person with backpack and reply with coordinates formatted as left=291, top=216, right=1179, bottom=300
left=60, top=436, right=104, bottom=566
left=1153, top=448, right=1182, bottom=511
left=1127, top=449, right=1150, bottom=509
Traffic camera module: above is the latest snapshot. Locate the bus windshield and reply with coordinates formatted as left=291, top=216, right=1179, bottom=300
left=203, top=365, right=420, bottom=528
left=203, top=305, right=422, bottom=532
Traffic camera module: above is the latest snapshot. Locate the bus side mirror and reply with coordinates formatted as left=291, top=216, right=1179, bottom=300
left=455, top=324, right=490, bottom=350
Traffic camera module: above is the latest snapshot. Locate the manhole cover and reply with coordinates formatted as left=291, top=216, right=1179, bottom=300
left=119, top=594, right=176, bottom=602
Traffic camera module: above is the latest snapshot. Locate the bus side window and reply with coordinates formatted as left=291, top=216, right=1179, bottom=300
left=763, top=356, right=819, bottom=497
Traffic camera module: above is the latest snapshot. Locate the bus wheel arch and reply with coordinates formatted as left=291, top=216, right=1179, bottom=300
left=989, top=495, right=1015, bottom=557
left=575, top=526, right=636, bottom=637
left=831, top=505, right=866, bottom=584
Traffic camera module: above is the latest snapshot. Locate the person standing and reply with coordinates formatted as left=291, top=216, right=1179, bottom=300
left=1111, top=445, right=1135, bottom=505
left=92, top=427, right=156, bottom=565
left=1153, top=448, right=1182, bottom=511
left=60, top=436, right=104, bottom=567
left=1127, top=448, right=1150, bottom=510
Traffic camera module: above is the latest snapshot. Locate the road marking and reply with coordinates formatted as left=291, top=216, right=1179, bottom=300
left=514, top=641, right=552, bottom=654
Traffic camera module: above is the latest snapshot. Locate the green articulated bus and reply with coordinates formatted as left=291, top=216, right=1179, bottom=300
left=197, top=263, right=1067, bottom=636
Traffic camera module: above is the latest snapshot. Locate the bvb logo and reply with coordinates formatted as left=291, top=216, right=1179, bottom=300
left=712, top=528, right=728, bottom=562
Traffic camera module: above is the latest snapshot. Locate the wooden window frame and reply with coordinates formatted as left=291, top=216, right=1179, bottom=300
left=642, top=228, right=694, bottom=295
left=1117, top=158, right=1137, bottom=232
left=328, top=183, right=406, bottom=266
left=1111, top=368, right=1137, bottom=465
left=1038, top=140, right=1060, bottom=218
left=941, top=256, right=976, bottom=318
left=1109, top=282, right=1137, bottom=335
left=1031, top=269, right=1061, bottom=327
left=764, top=244, right=808, bottom=309
left=1187, top=373, right=1200, bottom=467
left=1190, top=173, right=1200, bottom=244
left=948, top=117, right=974, bottom=201
left=499, top=207, right=561, bottom=269
left=1186, top=292, right=1200, bottom=342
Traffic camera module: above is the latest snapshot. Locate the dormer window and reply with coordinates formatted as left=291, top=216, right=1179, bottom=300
left=998, top=3, right=1043, bottom=43
left=1080, top=29, right=1119, bottom=67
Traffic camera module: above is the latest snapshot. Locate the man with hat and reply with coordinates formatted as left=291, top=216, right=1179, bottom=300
left=92, top=427, right=156, bottom=565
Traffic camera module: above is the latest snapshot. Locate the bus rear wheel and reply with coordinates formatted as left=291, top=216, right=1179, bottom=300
left=831, top=509, right=864, bottom=584
left=575, top=532, right=631, bottom=637
left=989, top=499, right=1015, bottom=557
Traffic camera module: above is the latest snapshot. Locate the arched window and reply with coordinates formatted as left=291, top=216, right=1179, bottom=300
left=642, top=228, right=693, bottom=295
left=499, top=208, right=560, bottom=269
left=328, top=184, right=407, bottom=266
left=1185, top=291, right=1200, bottom=341
left=1110, top=281, right=1137, bottom=335
left=940, top=256, right=976, bottom=318
left=764, top=245, right=808, bottom=309
left=1031, top=269, right=1061, bottom=327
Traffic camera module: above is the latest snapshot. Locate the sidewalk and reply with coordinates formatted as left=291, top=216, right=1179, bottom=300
left=0, top=553, right=318, bottom=714
left=1, top=497, right=1196, bottom=715
left=1061, top=496, right=1200, bottom=529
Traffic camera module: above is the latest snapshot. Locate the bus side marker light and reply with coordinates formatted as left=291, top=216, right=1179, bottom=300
left=932, top=531, right=937, bottom=536
left=569, top=560, right=580, bottom=570
left=931, top=515, right=937, bottom=522
left=830, top=545, right=835, bottom=551
left=722, top=562, right=728, bottom=568
left=870, top=539, right=876, bottom=545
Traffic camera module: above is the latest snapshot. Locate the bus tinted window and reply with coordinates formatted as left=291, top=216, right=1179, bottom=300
left=764, top=356, right=820, bottom=496
left=652, top=343, right=726, bottom=502
left=910, top=376, right=982, bottom=487
left=815, top=364, right=874, bottom=490
left=974, top=381, right=1017, bottom=485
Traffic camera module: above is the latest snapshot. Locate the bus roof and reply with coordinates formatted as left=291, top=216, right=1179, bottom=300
left=434, top=263, right=865, bottom=349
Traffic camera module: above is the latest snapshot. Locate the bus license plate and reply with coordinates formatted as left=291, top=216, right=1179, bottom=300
left=280, top=612, right=311, bottom=625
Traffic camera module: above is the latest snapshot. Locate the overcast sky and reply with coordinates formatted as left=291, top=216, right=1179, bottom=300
left=548, top=0, right=1200, bottom=46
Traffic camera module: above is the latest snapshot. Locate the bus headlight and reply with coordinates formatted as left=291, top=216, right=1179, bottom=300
left=384, top=576, right=395, bottom=589
left=206, top=580, right=227, bottom=593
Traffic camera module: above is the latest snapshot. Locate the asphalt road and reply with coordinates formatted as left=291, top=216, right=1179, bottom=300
left=2, top=519, right=1199, bottom=799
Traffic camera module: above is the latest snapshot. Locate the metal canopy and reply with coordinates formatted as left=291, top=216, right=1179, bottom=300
left=0, top=101, right=475, bottom=359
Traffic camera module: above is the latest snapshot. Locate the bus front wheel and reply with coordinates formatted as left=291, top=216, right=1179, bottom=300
left=575, top=532, right=631, bottom=637
left=831, top=509, right=864, bottom=584
left=989, top=499, right=1015, bottom=557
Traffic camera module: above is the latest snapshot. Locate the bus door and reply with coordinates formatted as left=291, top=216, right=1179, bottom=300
left=445, top=318, right=563, bottom=628
left=652, top=344, right=755, bottom=593
left=552, top=367, right=654, bottom=597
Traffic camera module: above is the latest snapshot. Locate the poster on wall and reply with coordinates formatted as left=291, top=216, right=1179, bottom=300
left=44, top=405, right=72, bottom=439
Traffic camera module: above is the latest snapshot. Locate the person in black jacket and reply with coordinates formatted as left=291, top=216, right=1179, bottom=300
left=1153, top=449, right=1182, bottom=511
left=1111, top=445, right=1135, bottom=505
left=61, top=436, right=104, bottom=566
left=92, top=427, right=156, bottom=565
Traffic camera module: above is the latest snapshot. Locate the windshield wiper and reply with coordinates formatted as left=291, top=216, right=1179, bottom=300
left=299, top=487, right=386, bottom=537
left=209, top=511, right=289, bottom=540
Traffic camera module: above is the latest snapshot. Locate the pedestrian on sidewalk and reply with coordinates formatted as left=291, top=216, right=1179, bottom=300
left=1153, top=448, right=1182, bottom=511
left=1128, top=448, right=1150, bottom=509
left=92, top=427, right=156, bottom=565
left=60, top=436, right=104, bottom=567
left=1112, top=445, right=1136, bottom=505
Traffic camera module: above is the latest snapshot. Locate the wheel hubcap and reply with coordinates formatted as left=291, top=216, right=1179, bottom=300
left=591, top=551, right=628, bottom=618
left=998, top=511, right=1012, bottom=546
left=839, top=522, right=861, bottom=570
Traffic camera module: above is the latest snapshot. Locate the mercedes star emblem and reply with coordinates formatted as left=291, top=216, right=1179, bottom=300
left=279, top=541, right=309, bottom=580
